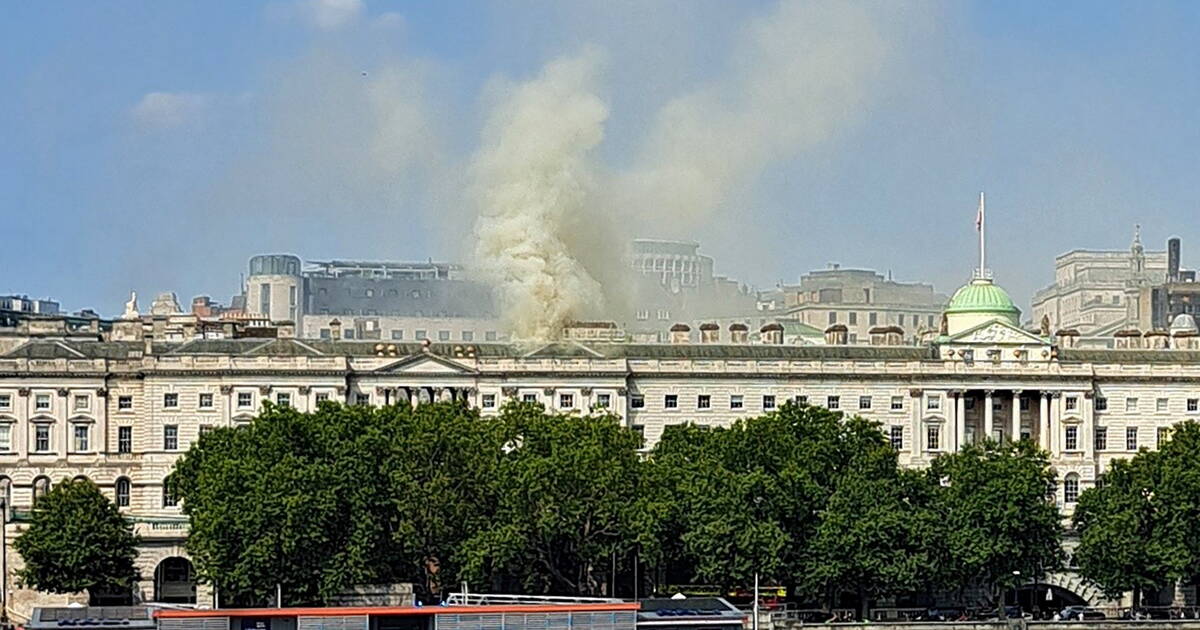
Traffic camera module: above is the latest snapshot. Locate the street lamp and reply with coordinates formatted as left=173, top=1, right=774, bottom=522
left=1011, top=571, right=1021, bottom=617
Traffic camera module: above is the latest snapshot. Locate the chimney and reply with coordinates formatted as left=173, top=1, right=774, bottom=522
left=1169, top=237, right=1181, bottom=282
left=824, top=323, right=848, bottom=345
left=669, top=323, right=691, bottom=344
left=699, top=322, right=720, bottom=343
left=329, top=319, right=343, bottom=340
left=729, top=323, right=749, bottom=344
left=760, top=322, right=784, bottom=344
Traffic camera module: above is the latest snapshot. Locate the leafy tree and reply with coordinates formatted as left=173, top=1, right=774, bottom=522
left=928, top=440, right=1063, bottom=615
left=458, top=402, right=649, bottom=595
left=1073, top=453, right=1174, bottom=605
left=14, top=479, right=140, bottom=597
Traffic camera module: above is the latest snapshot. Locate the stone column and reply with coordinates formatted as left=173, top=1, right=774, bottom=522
left=909, top=389, right=922, bottom=458
left=1039, top=392, right=1050, bottom=450
left=984, top=390, right=995, bottom=443
left=955, top=391, right=967, bottom=451
left=1011, top=390, right=1022, bottom=442
left=1083, top=391, right=1095, bottom=460
left=1049, top=392, right=1062, bottom=456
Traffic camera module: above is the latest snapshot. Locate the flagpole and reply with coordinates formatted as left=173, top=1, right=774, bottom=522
left=978, top=192, right=986, bottom=278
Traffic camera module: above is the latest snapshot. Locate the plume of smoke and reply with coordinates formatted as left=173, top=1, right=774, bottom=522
left=471, top=49, right=610, bottom=341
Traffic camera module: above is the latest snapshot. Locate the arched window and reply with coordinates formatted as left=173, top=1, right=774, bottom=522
left=32, top=476, right=51, bottom=505
left=73, top=474, right=89, bottom=484
left=115, top=477, right=131, bottom=508
left=1064, top=473, right=1080, bottom=503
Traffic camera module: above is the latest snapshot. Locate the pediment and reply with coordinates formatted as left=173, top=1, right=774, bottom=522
left=949, top=320, right=1047, bottom=346
left=375, top=353, right=477, bottom=375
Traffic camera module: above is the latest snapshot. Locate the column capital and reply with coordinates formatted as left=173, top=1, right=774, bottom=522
left=1011, top=389, right=1024, bottom=395
left=220, top=385, right=234, bottom=395
left=909, top=388, right=923, bottom=398
left=1050, top=392, right=1063, bottom=399
left=1083, top=391, right=1095, bottom=399
left=983, top=389, right=995, bottom=396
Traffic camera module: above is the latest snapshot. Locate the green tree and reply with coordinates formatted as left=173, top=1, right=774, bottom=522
left=928, top=440, right=1063, bottom=615
left=458, top=402, right=649, bottom=595
left=14, top=479, right=140, bottom=598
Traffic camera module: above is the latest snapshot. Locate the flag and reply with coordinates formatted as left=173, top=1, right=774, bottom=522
left=976, top=193, right=984, bottom=232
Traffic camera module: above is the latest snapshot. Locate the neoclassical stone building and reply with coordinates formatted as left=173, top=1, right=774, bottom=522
left=3, top=271, right=1200, bottom=615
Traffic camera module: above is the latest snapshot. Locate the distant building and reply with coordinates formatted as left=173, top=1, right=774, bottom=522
left=760, top=265, right=948, bottom=344
left=0, top=295, right=60, bottom=316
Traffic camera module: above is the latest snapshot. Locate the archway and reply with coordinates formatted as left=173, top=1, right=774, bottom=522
left=154, top=556, right=197, bottom=603
left=1007, top=583, right=1090, bottom=618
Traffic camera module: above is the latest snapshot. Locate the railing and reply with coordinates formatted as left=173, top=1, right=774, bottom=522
left=443, top=593, right=624, bottom=606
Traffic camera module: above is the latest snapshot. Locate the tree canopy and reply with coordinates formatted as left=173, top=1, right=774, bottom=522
left=14, top=479, right=140, bottom=597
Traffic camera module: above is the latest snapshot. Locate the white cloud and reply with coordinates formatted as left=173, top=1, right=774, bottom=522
left=372, top=11, right=405, bottom=30
left=130, top=92, right=212, bottom=130
left=302, top=0, right=364, bottom=30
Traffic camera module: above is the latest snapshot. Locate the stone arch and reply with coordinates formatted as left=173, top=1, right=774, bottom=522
left=1037, top=571, right=1114, bottom=607
left=153, top=556, right=197, bottom=603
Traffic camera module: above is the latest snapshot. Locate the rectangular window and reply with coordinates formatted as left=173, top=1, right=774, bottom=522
left=898, top=314, right=905, bottom=327
left=276, top=392, right=291, bottom=408
left=163, top=485, right=178, bottom=508
left=73, top=424, right=89, bottom=452
left=35, top=394, right=51, bottom=411
left=630, top=394, right=645, bottom=409
left=927, top=395, right=941, bottom=411
left=664, top=394, right=679, bottom=409
left=1020, top=397, right=1031, bottom=411
left=596, top=393, right=611, bottom=408
left=1126, top=397, right=1138, bottom=412
left=238, top=392, right=253, bottom=408
left=199, top=425, right=214, bottom=438
left=462, top=330, right=474, bottom=342
left=438, top=330, right=451, bottom=341
left=1157, top=398, right=1169, bottom=413
left=320, top=328, right=331, bottom=340
left=730, top=395, right=744, bottom=410
left=0, top=393, right=10, bottom=411
left=482, top=394, right=497, bottom=408
left=391, top=329, right=405, bottom=340
left=73, top=395, right=89, bottom=411
left=1065, top=396, right=1078, bottom=411
left=560, top=393, right=575, bottom=409
left=763, top=395, right=776, bottom=410
left=926, top=425, right=940, bottom=451
left=35, top=424, right=50, bottom=452
left=199, top=393, right=214, bottom=408
left=1127, top=427, right=1139, bottom=451
left=485, top=331, right=498, bottom=341
left=1065, top=426, right=1078, bottom=451
left=697, top=395, right=711, bottom=410
left=522, top=393, right=538, bottom=403
left=849, top=312, right=858, bottom=325
left=0, top=424, right=9, bottom=451
left=259, top=282, right=270, bottom=315
left=1190, top=398, right=1199, bottom=413
left=828, top=312, right=837, bottom=324
left=965, top=397, right=976, bottom=410
left=163, top=425, right=178, bottom=451
left=827, top=396, right=840, bottom=410
left=889, top=426, right=903, bottom=450
left=355, top=393, right=371, bottom=406
left=891, top=396, right=904, bottom=410
left=1094, top=426, right=1107, bottom=451
left=343, top=329, right=355, bottom=339
left=1095, top=397, right=1107, bottom=411
left=416, top=330, right=428, bottom=340
left=118, top=426, right=132, bottom=454
left=163, top=393, right=179, bottom=408
left=869, top=312, right=878, bottom=326
left=796, top=395, right=808, bottom=406
left=1158, top=426, right=1171, bottom=447
left=315, top=392, right=330, bottom=404
left=859, top=396, right=872, bottom=410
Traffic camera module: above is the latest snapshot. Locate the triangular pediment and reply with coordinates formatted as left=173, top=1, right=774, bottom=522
left=375, top=353, right=477, bottom=374
left=949, top=319, right=1048, bottom=345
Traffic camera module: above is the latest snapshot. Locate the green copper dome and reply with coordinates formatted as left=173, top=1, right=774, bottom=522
left=945, top=278, right=1021, bottom=321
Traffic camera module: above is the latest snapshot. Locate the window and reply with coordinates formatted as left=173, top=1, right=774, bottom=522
left=276, top=392, right=291, bottom=408
left=992, top=397, right=1002, bottom=411
left=0, top=424, right=10, bottom=451
left=630, top=394, right=645, bottom=409
left=1190, top=398, right=1199, bottom=413
left=1064, top=474, right=1080, bottom=503
left=596, top=393, right=611, bottom=408
left=1065, top=396, right=1077, bottom=411
left=163, top=393, right=179, bottom=408
left=1126, top=427, right=1139, bottom=451
left=0, top=393, right=9, bottom=411
left=890, top=426, right=904, bottom=450
left=35, top=424, right=51, bottom=452
left=1126, top=397, right=1138, bottom=412
left=355, top=392, right=371, bottom=406
left=849, top=312, right=858, bottom=325
left=1064, top=426, right=1078, bottom=451
left=115, top=477, right=131, bottom=508
left=927, top=395, right=941, bottom=411
left=73, top=424, right=90, bottom=452
left=1095, top=426, right=1107, bottom=451
left=199, top=425, right=214, bottom=438
left=664, top=394, right=679, bottom=409
left=238, top=392, right=253, bottom=408
left=1157, top=398, right=1169, bottom=413
left=560, top=393, right=575, bottom=409
left=926, top=425, right=940, bottom=451
left=828, top=312, right=837, bottom=324
left=898, top=314, right=905, bottom=327
left=869, top=312, right=878, bottom=326
left=796, top=395, right=808, bottom=406
left=196, top=393, right=213, bottom=409
left=522, top=393, right=538, bottom=403
left=763, top=395, right=776, bottom=410
left=162, top=483, right=178, bottom=507
left=1095, top=397, right=1107, bottom=411
left=391, top=329, right=405, bottom=340
left=482, top=394, right=497, bottom=408
left=163, top=425, right=178, bottom=451
left=859, top=396, right=872, bottom=410
left=1158, top=426, right=1171, bottom=447
left=343, top=329, right=355, bottom=339
left=462, top=331, right=474, bottom=342
left=416, top=330, right=428, bottom=340
left=827, top=396, right=840, bottom=410
left=730, top=395, right=744, bottom=410
left=697, top=395, right=711, bottom=410
left=315, top=392, right=330, bottom=404
left=438, top=330, right=451, bottom=341
left=320, top=328, right=331, bottom=340
left=486, top=331, right=498, bottom=341
left=33, top=476, right=50, bottom=505
left=118, top=426, right=132, bottom=454
left=35, top=394, right=51, bottom=411
left=965, top=397, right=976, bottom=410
left=891, top=396, right=904, bottom=411
left=73, top=395, right=89, bottom=411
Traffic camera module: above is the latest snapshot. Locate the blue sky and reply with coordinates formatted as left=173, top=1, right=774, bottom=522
left=2, top=1, right=1199, bottom=317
